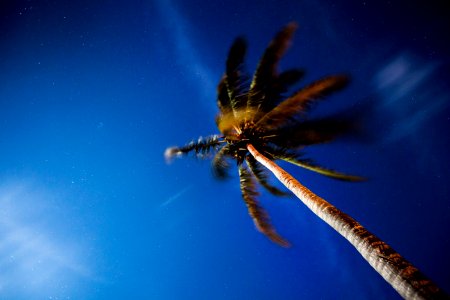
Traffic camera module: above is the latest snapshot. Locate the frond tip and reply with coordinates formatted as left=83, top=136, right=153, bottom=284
left=239, top=165, right=290, bottom=247
left=164, top=146, right=182, bottom=164
left=164, top=135, right=222, bottom=163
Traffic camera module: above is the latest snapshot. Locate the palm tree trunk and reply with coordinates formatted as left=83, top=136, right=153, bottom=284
left=247, top=143, right=446, bottom=300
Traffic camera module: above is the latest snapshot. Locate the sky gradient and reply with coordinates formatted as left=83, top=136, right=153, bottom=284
left=1, top=1, right=449, bottom=299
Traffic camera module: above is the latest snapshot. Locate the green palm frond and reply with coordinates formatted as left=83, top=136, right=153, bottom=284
left=239, top=165, right=290, bottom=247
left=217, top=75, right=232, bottom=115
left=248, top=23, right=298, bottom=116
left=226, top=37, right=249, bottom=113
left=270, top=150, right=364, bottom=181
left=246, top=155, right=289, bottom=196
left=255, top=75, right=349, bottom=131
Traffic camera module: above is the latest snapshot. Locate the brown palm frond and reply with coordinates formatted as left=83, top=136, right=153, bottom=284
left=262, top=68, right=306, bottom=113
left=238, top=165, right=290, bottom=247
left=212, top=145, right=231, bottom=179
left=246, top=155, right=289, bottom=196
left=270, top=115, right=356, bottom=148
left=226, top=37, right=249, bottom=113
left=248, top=23, right=298, bottom=116
left=255, top=75, right=349, bottom=131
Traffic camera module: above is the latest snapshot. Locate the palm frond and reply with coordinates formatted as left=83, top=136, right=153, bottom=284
left=226, top=37, right=249, bottom=112
left=164, top=135, right=222, bottom=162
left=217, top=75, right=232, bottom=115
left=262, top=68, right=306, bottom=114
left=255, top=75, right=349, bottom=131
left=246, top=155, right=289, bottom=196
left=238, top=165, right=290, bottom=247
left=248, top=23, right=298, bottom=116
left=270, top=150, right=364, bottom=181
left=270, top=115, right=356, bottom=148
left=216, top=75, right=235, bottom=133
left=212, top=145, right=231, bottom=179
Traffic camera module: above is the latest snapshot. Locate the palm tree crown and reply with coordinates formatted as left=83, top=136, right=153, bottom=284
left=165, top=22, right=362, bottom=246
left=165, top=22, right=447, bottom=299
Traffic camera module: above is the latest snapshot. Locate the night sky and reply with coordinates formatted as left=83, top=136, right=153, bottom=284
left=1, top=1, right=449, bottom=299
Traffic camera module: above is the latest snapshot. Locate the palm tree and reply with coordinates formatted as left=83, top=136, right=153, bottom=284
left=164, top=23, right=446, bottom=299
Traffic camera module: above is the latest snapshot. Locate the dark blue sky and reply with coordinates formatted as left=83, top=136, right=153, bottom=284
left=1, top=1, right=449, bottom=299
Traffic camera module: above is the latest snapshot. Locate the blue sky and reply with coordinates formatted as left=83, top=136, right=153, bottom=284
left=1, top=1, right=449, bottom=299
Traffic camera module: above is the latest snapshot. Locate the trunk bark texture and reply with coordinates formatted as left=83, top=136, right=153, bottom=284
left=247, top=143, right=446, bottom=300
